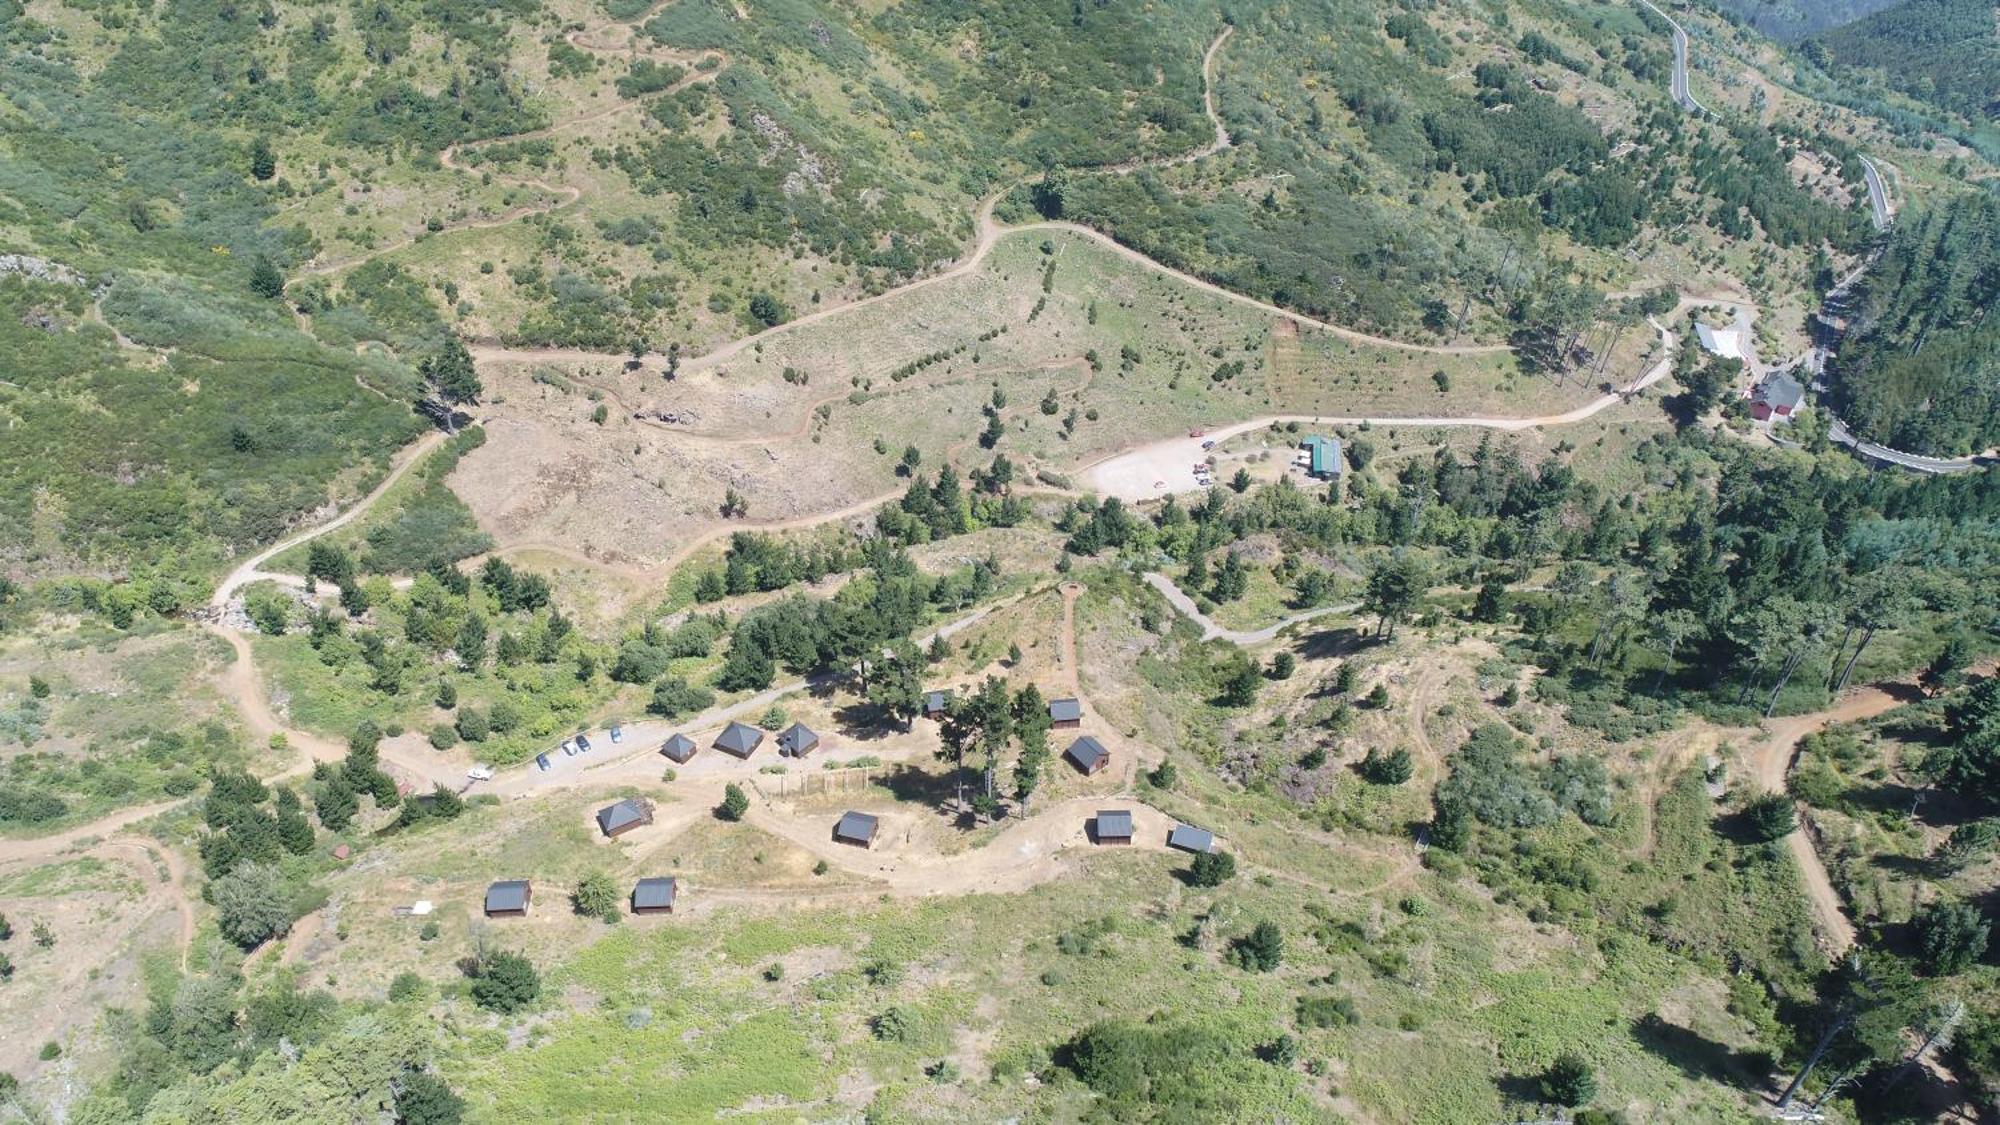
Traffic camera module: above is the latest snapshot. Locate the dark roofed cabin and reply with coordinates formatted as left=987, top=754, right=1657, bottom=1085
left=631, top=877, right=677, bottom=915
left=1751, top=370, right=1805, bottom=422
left=595, top=797, right=653, bottom=839
left=923, top=691, right=950, bottom=719
left=1092, top=810, right=1134, bottom=845
left=1167, top=824, right=1216, bottom=854
left=1049, top=697, right=1083, bottom=729
left=833, top=810, right=880, bottom=849
left=713, top=721, right=765, bottom=758
left=1064, top=736, right=1110, bottom=776
left=777, top=722, right=820, bottom=757
left=484, top=880, right=532, bottom=918
left=660, top=733, right=697, bottom=763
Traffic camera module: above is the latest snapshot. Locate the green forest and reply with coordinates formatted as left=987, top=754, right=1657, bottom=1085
left=1808, top=0, right=2000, bottom=132
left=1830, top=191, right=2000, bottom=456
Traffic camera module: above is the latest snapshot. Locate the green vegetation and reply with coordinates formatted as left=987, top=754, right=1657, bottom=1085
left=1808, top=0, right=1999, bottom=133
left=1829, top=192, right=2000, bottom=456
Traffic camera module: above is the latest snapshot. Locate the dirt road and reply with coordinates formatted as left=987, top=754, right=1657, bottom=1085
left=1084, top=323, right=1675, bottom=501
left=1749, top=684, right=1923, bottom=955
left=1142, top=572, right=1357, bottom=644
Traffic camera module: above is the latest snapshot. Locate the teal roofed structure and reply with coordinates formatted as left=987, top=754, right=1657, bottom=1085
left=1300, top=436, right=1343, bottom=480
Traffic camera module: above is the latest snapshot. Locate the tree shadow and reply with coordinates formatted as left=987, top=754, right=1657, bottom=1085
left=1868, top=853, right=1936, bottom=879
left=1297, top=625, right=1374, bottom=663
left=877, top=763, right=960, bottom=811
left=1491, top=1072, right=1549, bottom=1107
left=830, top=699, right=907, bottom=739
left=1632, top=1013, right=1775, bottom=1088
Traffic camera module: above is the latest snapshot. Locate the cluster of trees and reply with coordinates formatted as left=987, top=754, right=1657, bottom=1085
left=194, top=769, right=323, bottom=950
left=936, top=676, right=1054, bottom=817
left=1830, top=191, right=2000, bottom=457
left=76, top=966, right=465, bottom=1124
left=692, top=533, right=857, bottom=602
left=1111, top=427, right=2000, bottom=733
left=878, top=464, right=1030, bottom=546
left=714, top=549, right=998, bottom=695
left=1428, top=724, right=1613, bottom=850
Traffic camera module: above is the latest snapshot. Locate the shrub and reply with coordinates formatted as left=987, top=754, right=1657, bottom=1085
left=1540, top=1051, right=1597, bottom=1106
left=718, top=783, right=749, bottom=821
left=1296, top=995, right=1360, bottom=1028
left=648, top=676, right=715, bottom=718
left=1228, top=921, right=1283, bottom=972
left=1147, top=762, right=1178, bottom=789
left=1742, top=793, right=1797, bottom=842
left=470, top=951, right=540, bottom=1013
left=38, top=1042, right=59, bottom=1061
left=572, top=872, right=620, bottom=919
left=1188, top=850, right=1236, bottom=887
left=1359, top=747, right=1413, bottom=785
left=388, top=972, right=427, bottom=1002
left=1916, top=899, right=1990, bottom=974
left=428, top=724, right=458, bottom=751
left=394, top=1071, right=466, bottom=1125
left=871, top=1006, right=910, bottom=1041
left=213, top=862, right=293, bottom=950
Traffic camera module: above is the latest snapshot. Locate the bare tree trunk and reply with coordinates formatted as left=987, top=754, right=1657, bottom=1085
left=1833, top=626, right=1875, bottom=695
left=1778, top=1007, right=1854, bottom=1110
left=1826, top=621, right=1857, bottom=690
left=1765, top=645, right=1809, bottom=718
left=1652, top=636, right=1680, bottom=694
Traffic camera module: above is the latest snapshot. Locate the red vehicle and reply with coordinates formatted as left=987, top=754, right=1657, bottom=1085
left=1189, top=429, right=1205, bottom=438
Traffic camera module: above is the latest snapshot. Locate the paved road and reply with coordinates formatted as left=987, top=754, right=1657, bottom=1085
left=1142, top=573, right=1357, bottom=644
left=1640, top=0, right=1705, bottom=114
left=1827, top=417, right=1990, bottom=474
left=1859, top=156, right=1892, bottom=231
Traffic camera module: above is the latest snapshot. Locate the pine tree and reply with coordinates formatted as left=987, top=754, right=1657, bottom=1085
left=249, top=255, right=285, bottom=299
left=719, top=783, right=750, bottom=821
left=248, top=136, right=277, bottom=181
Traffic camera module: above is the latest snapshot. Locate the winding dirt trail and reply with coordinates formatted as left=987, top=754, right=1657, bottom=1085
left=297, top=39, right=726, bottom=281
left=1749, top=680, right=1929, bottom=955
left=452, top=22, right=1513, bottom=375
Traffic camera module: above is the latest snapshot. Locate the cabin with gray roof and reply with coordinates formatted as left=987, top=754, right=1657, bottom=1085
left=1048, top=697, right=1083, bottom=729
left=713, top=721, right=765, bottom=758
left=924, top=690, right=950, bottom=719
left=1751, top=370, right=1805, bottom=422
left=1065, top=735, right=1110, bottom=776
left=778, top=722, right=820, bottom=757
left=1092, top=810, right=1134, bottom=845
left=595, top=797, right=654, bottom=839
left=660, top=733, right=697, bottom=763
left=631, top=877, right=677, bottom=915
left=834, top=810, right=880, bottom=848
left=483, top=880, right=532, bottom=917
left=1168, top=824, right=1216, bottom=854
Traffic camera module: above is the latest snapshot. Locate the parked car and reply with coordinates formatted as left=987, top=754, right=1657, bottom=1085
left=467, top=765, right=494, bottom=782
left=576, top=733, right=594, bottom=752
left=1201, top=440, right=1215, bottom=450
left=608, top=725, right=624, bottom=744
left=535, top=754, right=551, bottom=772
left=560, top=739, right=577, bottom=757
